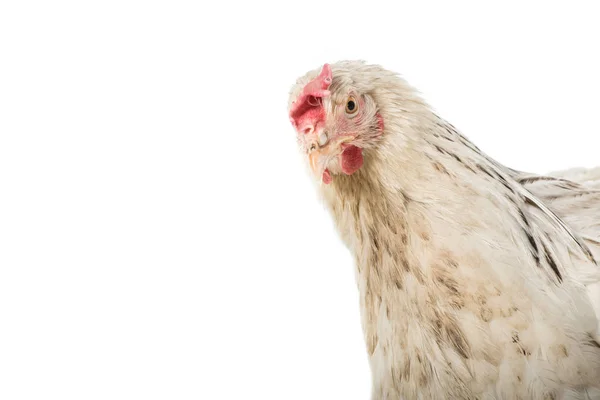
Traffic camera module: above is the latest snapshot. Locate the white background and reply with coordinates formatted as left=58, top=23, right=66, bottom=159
left=1, top=1, right=599, bottom=399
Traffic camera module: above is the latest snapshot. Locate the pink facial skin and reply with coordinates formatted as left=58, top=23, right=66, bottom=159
left=289, top=64, right=331, bottom=133
left=290, top=64, right=384, bottom=184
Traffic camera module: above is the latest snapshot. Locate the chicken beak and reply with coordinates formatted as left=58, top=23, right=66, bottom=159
left=307, top=135, right=354, bottom=180
left=308, top=147, right=332, bottom=177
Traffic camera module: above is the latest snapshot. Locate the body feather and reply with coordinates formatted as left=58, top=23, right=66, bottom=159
left=289, top=61, right=600, bottom=399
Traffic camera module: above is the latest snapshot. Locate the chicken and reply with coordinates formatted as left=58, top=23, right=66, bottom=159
left=288, top=61, right=600, bottom=399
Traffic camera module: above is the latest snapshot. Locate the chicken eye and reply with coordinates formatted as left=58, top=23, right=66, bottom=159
left=345, top=96, right=358, bottom=116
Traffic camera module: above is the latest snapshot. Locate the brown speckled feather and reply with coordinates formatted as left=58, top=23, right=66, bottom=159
left=289, top=61, right=600, bottom=400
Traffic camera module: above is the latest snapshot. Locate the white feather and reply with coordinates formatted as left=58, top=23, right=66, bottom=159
left=289, top=61, right=600, bottom=399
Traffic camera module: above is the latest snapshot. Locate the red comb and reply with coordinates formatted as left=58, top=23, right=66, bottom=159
left=289, top=64, right=332, bottom=129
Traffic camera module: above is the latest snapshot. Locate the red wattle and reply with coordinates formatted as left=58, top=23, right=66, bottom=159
left=340, top=145, right=363, bottom=175
left=322, top=168, right=332, bottom=184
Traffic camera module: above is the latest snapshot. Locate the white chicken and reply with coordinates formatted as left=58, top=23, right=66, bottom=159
left=288, top=61, right=600, bottom=399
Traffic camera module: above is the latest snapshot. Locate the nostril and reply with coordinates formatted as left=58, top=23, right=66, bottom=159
left=303, top=126, right=313, bottom=135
